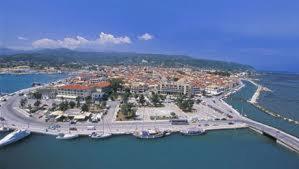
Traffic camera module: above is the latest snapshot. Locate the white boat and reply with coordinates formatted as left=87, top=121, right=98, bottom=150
left=0, top=127, right=10, bottom=132
left=133, top=129, right=164, bottom=139
left=0, top=129, right=31, bottom=147
left=180, top=128, right=205, bottom=136
left=56, top=133, right=79, bottom=139
left=89, top=132, right=112, bottom=139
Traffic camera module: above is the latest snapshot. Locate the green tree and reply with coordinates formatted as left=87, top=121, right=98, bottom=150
left=34, top=100, right=41, bottom=107
left=81, top=103, right=89, bottom=112
left=120, top=103, right=136, bottom=119
left=20, top=98, right=27, bottom=108
left=138, top=94, right=145, bottom=106
left=122, top=88, right=131, bottom=103
left=69, top=101, right=76, bottom=109
left=85, top=96, right=92, bottom=105
left=59, top=101, right=69, bottom=111
left=33, top=92, right=42, bottom=100
left=109, top=78, right=124, bottom=93
left=151, top=93, right=161, bottom=107
left=76, top=96, right=81, bottom=108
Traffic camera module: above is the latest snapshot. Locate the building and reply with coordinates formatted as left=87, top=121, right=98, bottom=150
left=155, top=83, right=192, bottom=96
left=57, top=84, right=93, bottom=100
left=56, top=81, right=111, bottom=100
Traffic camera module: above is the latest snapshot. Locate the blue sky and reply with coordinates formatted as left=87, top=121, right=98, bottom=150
left=1, top=0, right=299, bottom=72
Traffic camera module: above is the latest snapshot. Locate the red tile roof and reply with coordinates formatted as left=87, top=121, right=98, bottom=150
left=60, top=84, right=91, bottom=90
left=92, top=81, right=111, bottom=88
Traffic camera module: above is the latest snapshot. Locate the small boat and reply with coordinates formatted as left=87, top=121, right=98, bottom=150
left=164, top=130, right=172, bottom=136
left=0, top=127, right=10, bottom=132
left=180, top=128, right=205, bottom=136
left=56, top=133, right=79, bottom=139
left=89, top=132, right=112, bottom=139
left=133, top=129, right=164, bottom=139
left=0, top=129, right=31, bottom=147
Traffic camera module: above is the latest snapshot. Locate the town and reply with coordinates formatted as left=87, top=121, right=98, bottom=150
left=0, top=65, right=299, bottom=153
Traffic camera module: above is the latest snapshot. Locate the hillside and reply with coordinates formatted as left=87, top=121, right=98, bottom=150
left=0, top=48, right=254, bottom=71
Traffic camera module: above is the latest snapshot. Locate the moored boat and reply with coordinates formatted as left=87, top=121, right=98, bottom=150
left=180, top=128, right=205, bottom=136
left=133, top=129, right=164, bottom=139
left=56, top=133, right=79, bottom=139
left=0, top=129, right=31, bottom=147
left=89, top=132, right=112, bottom=139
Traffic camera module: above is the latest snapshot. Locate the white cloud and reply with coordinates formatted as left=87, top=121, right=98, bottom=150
left=138, top=33, right=153, bottom=41
left=17, top=36, right=28, bottom=40
left=32, top=32, right=131, bottom=49
left=97, top=32, right=131, bottom=44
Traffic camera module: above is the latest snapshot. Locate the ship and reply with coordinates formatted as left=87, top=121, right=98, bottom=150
left=0, top=130, right=31, bottom=147
left=180, top=128, right=205, bottom=136
left=133, top=129, right=164, bottom=139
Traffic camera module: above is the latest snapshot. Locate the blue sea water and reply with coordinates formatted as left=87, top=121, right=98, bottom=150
left=0, top=73, right=68, bottom=94
left=0, top=73, right=299, bottom=169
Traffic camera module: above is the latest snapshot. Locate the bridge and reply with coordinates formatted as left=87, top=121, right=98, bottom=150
left=244, top=117, right=299, bottom=153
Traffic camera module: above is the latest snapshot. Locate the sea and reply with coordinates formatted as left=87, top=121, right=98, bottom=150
left=0, top=73, right=298, bottom=169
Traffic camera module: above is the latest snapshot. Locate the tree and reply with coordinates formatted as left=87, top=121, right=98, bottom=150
left=59, top=101, right=69, bottom=111
left=109, top=78, right=124, bottom=93
left=150, top=93, right=161, bottom=107
left=175, top=95, right=194, bottom=112
left=69, top=101, right=76, bottom=109
left=20, top=98, right=27, bottom=108
left=122, top=88, right=131, bottom=103
left=76, top=96, right=81, bottom=108
left=81, top=103, right=89, bottom=112
left=120, top=103, right=136, bottom=119
left=33, top=92, right=42, bottom=100
left=34, top=100, right=41, bottom=107
left=138, top=94, right=145, bottom=106
left=85, top=96, right=92, bottom=105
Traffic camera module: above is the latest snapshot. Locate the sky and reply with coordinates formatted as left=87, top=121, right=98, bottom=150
left=1, top=0, right=299, bottom=72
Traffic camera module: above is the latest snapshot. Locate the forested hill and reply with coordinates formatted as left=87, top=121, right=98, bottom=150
left=0, top=48, right=254, bottom=71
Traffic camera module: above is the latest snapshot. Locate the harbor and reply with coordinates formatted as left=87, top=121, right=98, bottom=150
left=1, top=80, right=299, bottom=154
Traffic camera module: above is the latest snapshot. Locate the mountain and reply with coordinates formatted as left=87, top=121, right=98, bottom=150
left=0, top=48, right=254, bottom=71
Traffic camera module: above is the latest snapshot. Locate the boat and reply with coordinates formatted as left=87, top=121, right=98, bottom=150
left=133, top=129, right=164, bottom=139
left=56, top=133, right=79, bottom=139
left=89, top=132, right=112, bottom=139
left=164, top=130, right=172, bottom=136
left=180, top=128, right=205, bottom=136
left=0, top=129, right=31, bottom=147
left=0, top=127, right=10, bottom=132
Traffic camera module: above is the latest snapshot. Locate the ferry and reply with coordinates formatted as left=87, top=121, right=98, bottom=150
left=56, top=133, right=79, bottom=140
left=0, top=130, right=31, bottom=147
left=89, top=132, right=112, bottom=139
left=180, top=128, right=205, bottom=136
left=133, top=129, right=164, bottom=139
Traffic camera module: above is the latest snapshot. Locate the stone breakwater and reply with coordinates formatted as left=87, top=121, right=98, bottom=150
left=247, top=79, right=299, bottom=126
